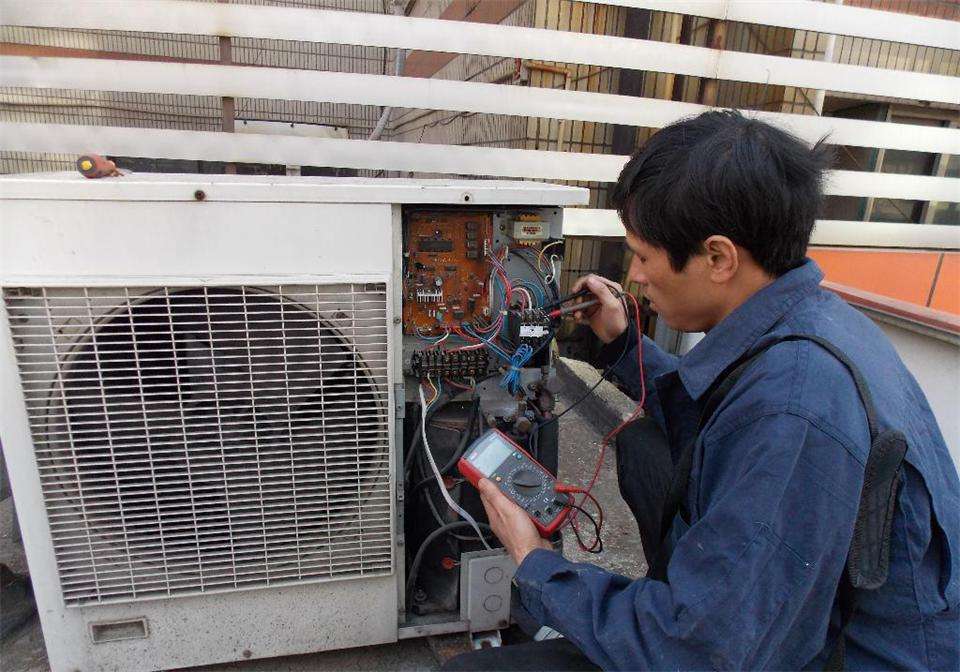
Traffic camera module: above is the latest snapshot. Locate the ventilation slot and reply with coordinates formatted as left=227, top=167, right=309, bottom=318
left=90, top=618, right=148, bottom=643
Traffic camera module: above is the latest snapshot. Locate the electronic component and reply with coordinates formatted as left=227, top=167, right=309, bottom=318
left=418, top=238, right=454, bottom=252
left=459, top=429, right=571, bottom=537
left=410, top=348, right=490, bottom=379
left=508, top=218, right=549, bottom=243
left=505, top=308, right=552, bottom=368
left=416, top=288, right=443, bottom=303
left=403, top=211, right=493, bottom=333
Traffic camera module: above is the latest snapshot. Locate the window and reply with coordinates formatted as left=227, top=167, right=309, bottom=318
left=821, top=104, right=955, bottom=226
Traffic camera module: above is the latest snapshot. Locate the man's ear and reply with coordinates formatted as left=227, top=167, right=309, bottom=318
left=703, top=235, right=739, bottom=283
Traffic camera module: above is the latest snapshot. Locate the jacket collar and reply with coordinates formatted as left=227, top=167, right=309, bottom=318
left=678, top=258, right=824, bottom=400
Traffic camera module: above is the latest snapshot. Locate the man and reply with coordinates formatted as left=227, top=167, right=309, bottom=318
left=444, top=111, right=959, bottom=670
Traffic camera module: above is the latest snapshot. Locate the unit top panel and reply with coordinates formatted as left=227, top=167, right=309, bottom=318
left=0, top=173, right=590, bottom=206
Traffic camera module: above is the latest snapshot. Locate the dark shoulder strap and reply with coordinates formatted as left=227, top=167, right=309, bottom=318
left=660, top=332, right=899, bottom=530
left=755, top=335, right=880, bottom=440
left=656, top=350, right=766, bottom=542
left=657, top=334, right=905, bottom=671
left=658, top=336, right=804, bottom=541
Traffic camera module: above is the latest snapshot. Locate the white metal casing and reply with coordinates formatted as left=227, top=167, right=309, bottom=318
left=0, top=173, right=588, bottom=672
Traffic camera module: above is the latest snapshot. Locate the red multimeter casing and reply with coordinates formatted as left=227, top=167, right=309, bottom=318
left=458, top=429, right=572, bottom=537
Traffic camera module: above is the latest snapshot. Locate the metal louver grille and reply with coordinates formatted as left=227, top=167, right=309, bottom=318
left=3, top=284, right=392, bottom=606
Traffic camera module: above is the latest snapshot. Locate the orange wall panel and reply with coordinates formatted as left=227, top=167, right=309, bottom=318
left=929, top=254, right=960, bottom=315
left=808, top=248, right=941, bottom=307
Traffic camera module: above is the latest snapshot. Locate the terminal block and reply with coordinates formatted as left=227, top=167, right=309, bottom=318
left=410, top=348, right=490, bottom=379
left=508, top=309, right=550, bottom=345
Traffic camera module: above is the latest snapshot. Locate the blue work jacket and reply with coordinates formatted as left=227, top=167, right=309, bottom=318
left=514, top=259, right=960, bottom=670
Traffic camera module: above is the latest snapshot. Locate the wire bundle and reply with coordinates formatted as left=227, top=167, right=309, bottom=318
left=418, top=378, right=492, bottom=550
left=499, top=343, right=535, bottom=395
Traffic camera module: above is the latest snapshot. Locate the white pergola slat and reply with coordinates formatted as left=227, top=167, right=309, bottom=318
left=2, top=0, right=957, bottom=104
left=562, top=208, right=960, bottom=250
left=3, top=56, right=958, bottom=156
left=2, top=0, right=958, bottom=250
left=0, top=121, right=622, bottom=182
left=598, top=1, right=960, bottom=51
left=2, top=122, right=957, bottom=204
left=824, top=171, right=959, bottom=203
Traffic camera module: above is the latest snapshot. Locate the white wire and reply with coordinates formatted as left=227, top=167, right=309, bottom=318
left=537, top=240, right=563, bottom=271
left=512, top=286, right=533, bottom=308
left=433, top=327, right=450, bottom=347
left=546, top=254, right=561, bottom=284
left=419, top=380, right=493, bottom=550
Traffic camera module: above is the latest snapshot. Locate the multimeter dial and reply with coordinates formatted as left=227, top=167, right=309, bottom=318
left=459, top=429, right=572, bottom=536
left=510, top=469, right=542, bottom=492
left=493, top=452, right=559, bottom=520
left=502, top=462, right=548, bottom=502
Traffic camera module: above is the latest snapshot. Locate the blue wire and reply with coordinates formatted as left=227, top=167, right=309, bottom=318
left=414, top=326, right=446, bottom=343
left=462, top=322, right=512, bottom=362
left=500, top=343, right=534, bottom=394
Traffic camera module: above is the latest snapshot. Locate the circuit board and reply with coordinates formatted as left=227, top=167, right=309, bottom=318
left=402, top=211, right=494, bottom=335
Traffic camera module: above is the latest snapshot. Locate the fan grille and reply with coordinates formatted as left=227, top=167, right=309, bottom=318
left=3, top=284, right=392, bottom=606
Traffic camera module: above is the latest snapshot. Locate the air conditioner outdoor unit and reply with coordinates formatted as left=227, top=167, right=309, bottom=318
left=0, top=173, right=587, bottom=671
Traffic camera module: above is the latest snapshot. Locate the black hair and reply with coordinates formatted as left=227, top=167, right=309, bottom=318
left=610, top=110, right=833, bottom=277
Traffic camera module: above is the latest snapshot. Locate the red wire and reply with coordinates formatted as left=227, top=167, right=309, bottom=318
left=555, top=485, right=604, bottom=551
left=563, top=292, right=647, bottom=547
left=497, top=268, right=512, bottom=305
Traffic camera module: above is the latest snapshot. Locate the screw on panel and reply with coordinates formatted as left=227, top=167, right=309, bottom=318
left=461, top=192, right=472, bottom=203
left=194, top=190, right=206, bottom=201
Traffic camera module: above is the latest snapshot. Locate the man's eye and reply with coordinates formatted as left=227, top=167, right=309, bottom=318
left=639, top=257, right=646, bottom=264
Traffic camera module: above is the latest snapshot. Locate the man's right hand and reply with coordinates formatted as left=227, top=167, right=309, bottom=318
left=570, top=274, right=629, bottom=344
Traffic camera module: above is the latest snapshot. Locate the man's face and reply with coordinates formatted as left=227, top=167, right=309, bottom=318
left=625, top=232, right=718, bottom=332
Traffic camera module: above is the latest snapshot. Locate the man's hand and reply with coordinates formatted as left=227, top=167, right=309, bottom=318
left=570, top=274, right=628, bottom=344
left=478, top=478, right=553, bottom=565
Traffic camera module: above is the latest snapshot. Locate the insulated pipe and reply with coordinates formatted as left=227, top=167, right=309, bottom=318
left=813, top=0, right=843, bottom=116
left=368, top=1, right=408, bottom=142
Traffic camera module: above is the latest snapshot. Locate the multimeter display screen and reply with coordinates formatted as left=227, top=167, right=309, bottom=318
left=466, top=432, right=514, bottom=477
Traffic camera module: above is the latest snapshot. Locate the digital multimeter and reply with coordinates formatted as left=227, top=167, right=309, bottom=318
left=458, top=429, right=572, bottom=537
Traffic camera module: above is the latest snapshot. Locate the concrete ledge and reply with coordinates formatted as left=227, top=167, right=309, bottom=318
left=555, top=356, right=636, bottom=432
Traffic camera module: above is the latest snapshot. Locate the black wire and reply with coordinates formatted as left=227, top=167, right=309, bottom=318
left=512, top=247, right=560, bottom=304
left=417, top=480, right=487, bottom=542
left=410, top=396, right=489, bottom=541
left=410, top=396, right=480, bottom=496
left=438, top=396, right=479, bottom=474
left=412, top=460, right=481, bottom=541
left=566, top=502, right=603, bottom=554
left=403, top=391, right=451, bottom=475
left=405, top=520, right=495, bottom=600
left=538, top=294, right=633, bottom=429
